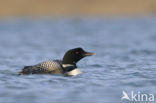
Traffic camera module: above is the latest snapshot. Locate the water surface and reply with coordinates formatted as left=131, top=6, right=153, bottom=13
left=0, top=17, right=156, bottom=103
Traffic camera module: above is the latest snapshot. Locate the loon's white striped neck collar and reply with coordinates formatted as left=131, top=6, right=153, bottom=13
left=62, top=64, right=74, bottom=68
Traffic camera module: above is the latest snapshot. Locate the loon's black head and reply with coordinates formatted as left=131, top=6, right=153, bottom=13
left=62, top=48, right=95, bottom=65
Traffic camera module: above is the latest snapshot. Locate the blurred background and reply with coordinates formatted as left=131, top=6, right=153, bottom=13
left=0, top=0, right=156, bottom=103
left=0, top=0, right=156, bottom=18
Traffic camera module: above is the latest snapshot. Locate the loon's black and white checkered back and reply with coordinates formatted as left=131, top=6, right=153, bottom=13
left=21, top=60, right=64, bottom=74
left=37, top=60, right=63, bottom=71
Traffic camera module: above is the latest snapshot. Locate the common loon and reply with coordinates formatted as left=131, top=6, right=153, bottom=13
left=19, top=48, right=95, bottom=76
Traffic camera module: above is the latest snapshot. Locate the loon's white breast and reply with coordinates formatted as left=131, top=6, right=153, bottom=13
left=65, top=68, right=82, bottom=76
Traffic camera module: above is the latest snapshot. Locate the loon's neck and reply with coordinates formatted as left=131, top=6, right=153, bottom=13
left=62, top=64, right=81, bottom=76
left=62, top=64, right=77, bottom=72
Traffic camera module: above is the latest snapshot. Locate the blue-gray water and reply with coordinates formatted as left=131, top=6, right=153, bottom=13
left=0, top=17, right=156, bottom=103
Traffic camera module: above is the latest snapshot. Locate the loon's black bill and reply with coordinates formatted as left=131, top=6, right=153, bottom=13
left=84, top=52, right=96, bottom=56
